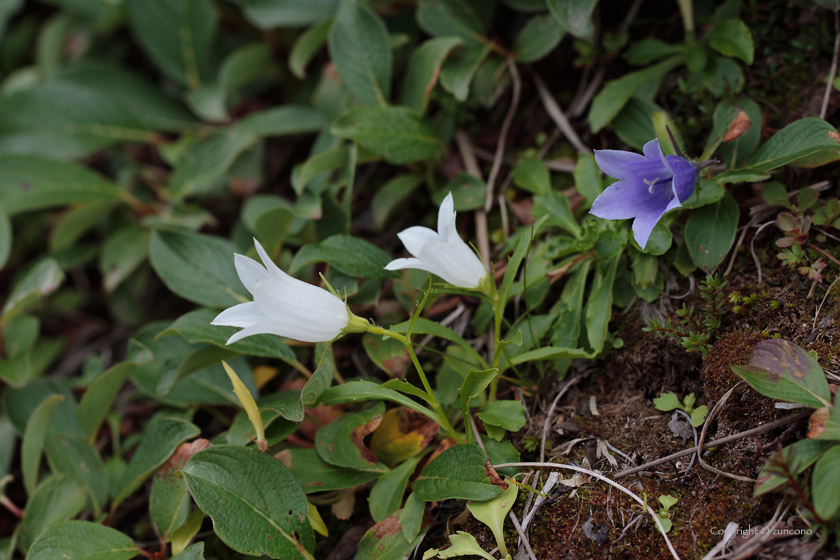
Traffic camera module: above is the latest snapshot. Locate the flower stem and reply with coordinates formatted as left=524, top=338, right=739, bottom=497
left=487, top=283, right=504, bottom=403
left=365, top=324, right=463, bottom=443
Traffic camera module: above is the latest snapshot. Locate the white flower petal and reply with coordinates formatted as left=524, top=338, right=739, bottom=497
left=214, top=239, right=352, bottom=345
left=437, top=192, right=455, bottom=236
left=234, top=254, right=269, bottom=295
left=253, top=238, right=288, bottom=282
left=385, top=257, right=425, bottom=271
left=211, top=302, right=262, bottom=328
left=396, top=226, right=439, bottom=258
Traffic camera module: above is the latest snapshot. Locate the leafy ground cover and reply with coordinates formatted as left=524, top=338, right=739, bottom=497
left=1, top=0, right=840, bottom=559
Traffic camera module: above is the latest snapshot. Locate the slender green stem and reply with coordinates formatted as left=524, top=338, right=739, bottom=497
left=487, top=283, right=504, bottom=403
left=366, top=324, right=463, bottom=443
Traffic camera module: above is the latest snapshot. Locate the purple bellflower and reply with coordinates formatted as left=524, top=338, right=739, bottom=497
left=590, top=139, right=697, bottom=249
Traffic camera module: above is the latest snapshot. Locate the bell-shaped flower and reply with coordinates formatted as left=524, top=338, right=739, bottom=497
left=212, top=239, right=367, bottom=344
left=385, top=193, right=488, bottom=290
left=590, top=139, right=697, bottom=249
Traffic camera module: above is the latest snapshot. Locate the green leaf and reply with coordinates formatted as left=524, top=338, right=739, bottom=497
left=289, top=18, right=333, bottom=79
left=588, top=56, right=683, bottom=133
left=546, top=0, right=597, bottom=39
left=126, top=0, right=217, bottom=88
left=281, top=448, right=380, bottom=493
left=499, top=216, right=547, bottom=310
left=439, top=43, right=492, bottom=102
left=713, top=168, right=770, bottom=184
left=413, top=444, right=503, bottom=501
left=332, top=106, right=443, bottom=164
left=169, top=510, right=204, bottom=556
left=812, top=444, right=840, bottom=519
left=328, top=0, right=391, bottom=106
left=684, top=192, right=739, bottom=271
left=316, top=380, right=439, bottom=423
left=466, top=481, right=517, bottom=557
left=0, top=416, right=14, bottom=478
left=113, top=417, right=201, bottom=509
left=99, top=225, right=149, bottom=292
left=390, top=317, right=487, bottom=368
left=172, top=542, right=205, bottom=560
left=18, top=475, right=87, bottom=552
left=747, top=118, right=840, bottom=171
left=302, top=346, right=336, bottom=407
left=77, top=363, right=136, bottom=442
left=1, top=259, right=63, bottom=324
left=372, top=174, right=424, bottom=229
left=292, top=144, right=347, bottom=194
left=624, top=38, right=684, bottom=66
left=533, top=191, right=581, bottom=237
left=459, top=369, right=499, bottom=416
left=401, top=37, right=463, bottom=114
left=242, top=0, right=339, bottom=28
left=368, top=456, right=423, bottom=522
left=169, top=130, right=258, bottom=198
left=425, top=531, right=495, bottom=560
left=235, top=105, right=326, bottom=137
left=513, top=14, right=564, bottom=63
left=150, top=453, right=192, bottom=541
left=401, top=493, right=425, bottom=541
left=680, top=179, right=726, bottom=210
left=512, top=156, right=551, bottom=196
left=44, top=434, right=108, bottom=516
left=584, top=253, right=621, bottom=353
left=611, top=97, right=660, bottom=151
left=0, top=63, right=196, bottom=159
left=0, top=157, right=120, bottom=216
left=476, top=400, right=526, bottom=436
left=690, top=406, right=707, bottom=427
left=149, top=229, right=249, bottom=308
left=356, top=510, right=426, bottom=560
left=27, top=521, right=137, bottom=560
left=363, top=334, right=410, bottom=377
left=416, top=0, right=486, bottom=44
left=653, top=392, right=682, bottom=412
left=706, top=19, right=754, bottom=64
left=720, top=97, right=762, bottom=167
left=183, top=445, right=315, bottom=559
left=0, top=204, right=10, bottom=269
left=756, top=439, right=831, bottom=495
left=290, top=234, right=399, bottom=278
left=507, top=345, right=591, bottom=366
left=21, top=396, right=64, bottom=496
left=315, top=401, right=388, bottom=470
left=159, top=308, right=296, bottom=362
left=730, top=339, right=831, bottom=408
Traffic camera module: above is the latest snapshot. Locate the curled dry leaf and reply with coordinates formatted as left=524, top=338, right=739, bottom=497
left=808, top=407, right=830, bottom=438
left=158, top=438, right=209, bottom=474
left=484, top=460, right=508, bottom=489
left=351, top=412, right=383, bottom=464
left=370, top=408, right=439, bottom=467
left=829, top=130, right=840, bottom=143
left=722, top=109, right=751, bottom=143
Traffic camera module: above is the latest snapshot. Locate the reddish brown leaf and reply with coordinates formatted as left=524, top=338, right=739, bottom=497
left=722, top=110, right=751, bottom=143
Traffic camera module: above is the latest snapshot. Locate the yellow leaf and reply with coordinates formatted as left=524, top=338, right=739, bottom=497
left=222, top=361, right=265, bottom=449
left=308, top=502, right=329, bottom=537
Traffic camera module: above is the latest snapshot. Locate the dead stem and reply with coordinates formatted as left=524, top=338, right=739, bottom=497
left=614, top=409, right=812, bottom=479
left=493, top=461, right=682, bottom=560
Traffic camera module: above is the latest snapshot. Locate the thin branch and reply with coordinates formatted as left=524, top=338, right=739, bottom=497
left=493, top=461, right=681, bottom=560
left=613, top=409, right=812, bottom=479
left=751, top=220, right=776, bottom=284
left=485, top=57, right=522, bottom=213
left=455, top=130, right=490, bottom=272
left=541, top=376, right=582, bottom=462
left=508, top=511, right=538, bottom=560
left=821, top=10, right=840, bottom=120
left=813, top=274, right=840, bottom=331
left=695, top=382, right=756, bottom=482
left=533, top=73, right=591, bottom=154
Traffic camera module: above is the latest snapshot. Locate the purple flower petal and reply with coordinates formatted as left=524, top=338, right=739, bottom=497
left=665, top=156, right=697, bottom=202
left=642, top=139, right=662, bottom=161
left=594, top=149, right=647, bottom=179
left=590, top=178, right=660, bottom=220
